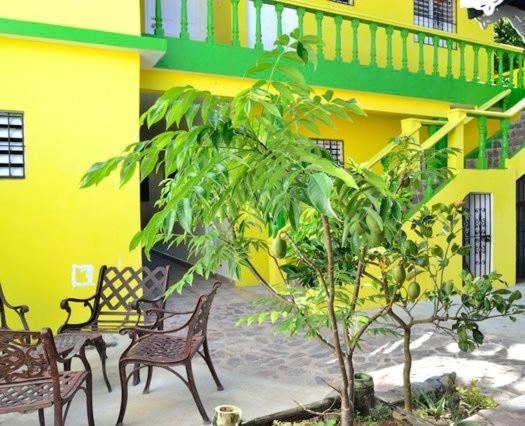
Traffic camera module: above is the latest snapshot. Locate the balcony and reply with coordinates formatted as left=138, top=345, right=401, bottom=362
left=143, top=0, right=525, bottom=105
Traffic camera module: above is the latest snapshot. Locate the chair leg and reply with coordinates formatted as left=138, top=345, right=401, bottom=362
left=132, top=362, right=141, bottom=386
left=85, top=372, right=95, bottom=426
left=185, top=362, right=210, bottom=424
left=116, top=363, right=130, bottom=426
left=54, top=402, right=64, bottom=426
left=38, top=409, right=45, bottom=426
left=63, top=359, right=71, bottom=372
left=94, top=337, right=112, bottom=392
left=202, top=339, right=224, bottom=391
left=143, top=366, right=153, bottom=394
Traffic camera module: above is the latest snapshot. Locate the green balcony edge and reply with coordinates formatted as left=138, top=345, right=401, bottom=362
left=0, top=18, right=167, bottom=67
left=154, top=38, right=525, bottom=106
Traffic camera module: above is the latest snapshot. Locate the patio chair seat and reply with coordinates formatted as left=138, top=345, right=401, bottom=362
left=0, top=370, right=89, bottom=414
left=124, top=335, right=204, bottom=364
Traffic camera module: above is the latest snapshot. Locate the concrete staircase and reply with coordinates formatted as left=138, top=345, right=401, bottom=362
left=465, top=112, right=525, bottom=169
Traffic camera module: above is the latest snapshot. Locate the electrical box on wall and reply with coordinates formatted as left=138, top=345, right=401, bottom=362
left=71, top=264, right=95, bottom=288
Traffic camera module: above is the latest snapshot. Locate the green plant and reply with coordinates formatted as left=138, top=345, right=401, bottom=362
left=456, top=379, right=497, bottom=419
left=413, top=390, right=447, bottom=420
left=354, top=403, right=392, bottom=425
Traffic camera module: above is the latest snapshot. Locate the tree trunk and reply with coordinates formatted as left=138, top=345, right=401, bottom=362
left=403, top=328, right=413, bottom=411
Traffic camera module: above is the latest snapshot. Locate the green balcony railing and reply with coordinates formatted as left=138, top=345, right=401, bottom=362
left=145, top=0, right=525, bottom=104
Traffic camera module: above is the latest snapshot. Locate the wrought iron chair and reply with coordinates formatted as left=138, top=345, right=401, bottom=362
left=116, top=282, right=223, bottom=425
left=0, top=328, right=94, bottom=426
left=0, top=283, right=111, bottom=393
left=59, top=265, right=170, bottom=385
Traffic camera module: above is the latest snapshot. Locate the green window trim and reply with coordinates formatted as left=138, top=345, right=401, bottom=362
left=0, top=18, right=167, bottom=67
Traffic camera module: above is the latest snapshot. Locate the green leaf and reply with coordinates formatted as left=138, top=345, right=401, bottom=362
left=277, top=63, right=305, bottom=83
left=296, top=41, right=309, bottom=65
left=178, top=198, right=193, bottom=232
left=246, top=62, right=273, bottom=75
left=307, top=173, right=338, bottom=218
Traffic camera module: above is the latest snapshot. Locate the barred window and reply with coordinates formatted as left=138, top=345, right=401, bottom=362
left=414, top=0, right=456, bottom=45
left=313, top=139, right=344, bottom=165
left=330, top=0, right=353, bottom=5
left=0, top=112, right=24, bottom=178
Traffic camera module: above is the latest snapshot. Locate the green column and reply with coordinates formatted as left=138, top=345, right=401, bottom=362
left=432, top=35, right=439, bottom=76
left=206, top=0, right=215, bottom=43
left=154, top=0, right=164, bottom=37
left=473, top=44, right=480, bottom=82
left=497, top=50, right=504, bottom=85
left=459, top=41, right=466, bottom=80
left=351, top=19, right=359, bottom=64
left=386, top=26, right=394, bottom=70
left=335, top=16, right=343, bottom=63
left=417, top=32, right=425, bottom=74
left=370, top=23, right=378, bottom=67
left=401, top=29, right=409, bottom=72
left=315, top=12, right=324, bottom=61
left=180, top=0, right=189, bottom=39
left=254, top=0, right=263, bottom=50
left=486, top=47, right=493, bottom=85
left=275, top=3, right=283, bottom=38
left=476, top=116, right=488, bottom=169
left=519, top=55, right=524, bottom=88
left=508, top=53, right=516, bottom=88
left=446, top=38, right=453, bottom=79
left=231, top=0, right=239, bottom=46
left=297, top=8, right=305, bottom=38
left=500, top=117, right=511, bottom=168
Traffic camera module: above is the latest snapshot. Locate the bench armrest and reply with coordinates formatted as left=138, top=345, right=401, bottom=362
left=58, top=295, right=97, bottom=332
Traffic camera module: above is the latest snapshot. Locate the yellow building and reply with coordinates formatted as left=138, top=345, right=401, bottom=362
left=1, top=0, right=525, bottom=329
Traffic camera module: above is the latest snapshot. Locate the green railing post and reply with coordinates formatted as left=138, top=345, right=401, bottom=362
left=370, top=23, right=378, bottom=67
left=459, top=41, right=466, bottom=80
left=432, top=35, right=439, bottom=76
left=315, top=12, right=324, bottom=61
left=154, top=0, right=164, bottom=37
left=500, top=117, right=511, bottom=168
left=519, top=55, right=524, bottom=88
left=417, top=32, right=425, bottom=74
left=351, top=19, right=359, bottom=64
left=231, top=0, right=240, bottom=46
left=476, top=116, right=488, bottom=169
left=508, top=52, right=516, bottom=88
left=180, top=0, right=189, bottom=39
left=486, top=47, right=494, bottom=84
left=386, top=26, right=394, bottom=70
left=206, top=0, right=215, bottom=43
left=446, top=38, right=453, bottom=79
left=254, top=0, right=263, bottom=50
left=473, top=44, right=480, bottom=82
left=275, top=3, right=283, bottom=38
left=335, top=16, right=343, bottom=63
left=401, top=29, right=409, bottom=72
left=297, top=8, right=305, bottom=38
left=497, top=50, right=504, bottom=85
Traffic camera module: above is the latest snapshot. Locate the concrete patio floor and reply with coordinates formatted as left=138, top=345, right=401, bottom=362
left=2, top=256, right=525, bottom=425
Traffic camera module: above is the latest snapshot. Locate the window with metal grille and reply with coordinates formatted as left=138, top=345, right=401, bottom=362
left=0, top=112, right=24, bottom=178
left=313, top=139, right=344, bottom=165
left=330, top=0, right=354, bottom=5
left=414, top=0, right=456, bottom=45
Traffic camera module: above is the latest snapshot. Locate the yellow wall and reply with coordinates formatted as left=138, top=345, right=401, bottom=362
left=0, top=0, right=141, bottom=35
left=0, top=37, right=142, bottom=330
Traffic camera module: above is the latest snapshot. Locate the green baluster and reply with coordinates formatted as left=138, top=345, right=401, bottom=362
left=473, top=44, right=480, bottom=82
left=459, top=41, right=466, bottom=80
left=486, top=47, right=493, bottom=84
left=432, top=35, right=439, bottom=76
left=206, top=0, right=214, bottom=43
left=401, top=29, right=409, bottom=71
left=424, top=124, right=438, bottom=199
left=446, top=38, right=453, bottom=78
left=508, top=52, right=516, bottom=87
left=370, top=23, right=378, bottom=67
left=335, top=16, right=343, bottom=63
left=351, top=19, right=359, bottom=64
left=315, top=12, right=324, bottom=61
left=231, top=0, right=239, bottom=46
left=497, top=50, right=504, bottom=85
left=297, top=8, right=305, bottom=38
left=519, top=55, right=524, bottom=88
left=418, top=32, right=425, bottom=74
left=275, top=3, right=283, bottom=38
left=386, top=26, right=394, bottom=70
left=254, top=0, right=263, bottom=50
left=500, top=117, right=511, bottom=168
left=154, top=0, right=164, bottom=37
left=476, top=116, right=488, bottom=169
left=180, top=0, right=189, bottom=39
